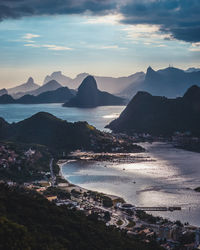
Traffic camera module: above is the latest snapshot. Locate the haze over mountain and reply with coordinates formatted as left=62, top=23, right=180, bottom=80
left=13, top=79, right=63, bottom=99
left=107, top=85, right=200, bottom=136
left=185, top=67, right=200, bottom=73
left=120, top=66, right=200, bottom=99
left=3, top=66, right=200, bottom=101
left=17, top=87, right=74, bottom=104
left=44, top=71, right=72, bottom=86
left=43, top=71, right=144, bottom=94
left=0, top=88, right=8, bottom=96
left=44, top=66, right=200, bottom=100
left=8, top=77, right=39, bottom=96
left=63, top=75, right=125, bottom=108
left=28, top=80, right=62, bottom=96
left=0, top=87, right=74, bottom=104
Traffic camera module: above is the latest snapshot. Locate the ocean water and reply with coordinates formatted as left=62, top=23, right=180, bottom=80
left=0, top=103, right=125, bottom=131
left=62, top=142, right=200, bottom=226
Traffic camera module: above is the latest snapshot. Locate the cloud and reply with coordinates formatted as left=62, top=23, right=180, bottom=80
left=24, top=43, right=73, bottom=51
left=0, top=0, right=200, bottom=43
left=120, top=0, right=200, bottom=43
left=189, top=42, right=200, bottom=52
left=23, top=33, right=40, bottom=39
left=84, top=14, right=122, bottom=25
left=0, top=0, right=118, bottom=21
left=24, top=43, right=40, bottom=48
left=100, top=45, right=120, bottom=49
left=84, top=44, right=127, bottom=50
left=42, top=44, right=73, bottom=51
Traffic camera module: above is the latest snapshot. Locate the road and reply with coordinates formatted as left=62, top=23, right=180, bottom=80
left=50, top=158, right=56, bottom=186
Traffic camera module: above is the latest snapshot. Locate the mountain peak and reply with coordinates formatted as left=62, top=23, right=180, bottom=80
left=27, top=77, right=34, bottom=85
left=63, top=75, right=124, bottom=108
left=29, top=112, right=61, bottom=121
left=44, top=79, right=61, bottom=87
left=146, top=66, right=154, bottom=73
left=78, top=75, right=98, bottom=93
left=134, top=91, right=152, bottom=98
left=76, top=73, right=89, bottom=78
left=183, top=85, right=200, bottom=100
left=51, top=71, right=62, bottom=77
left=145, top=66, right=158, bottom=82
left=43, top=71, right=72, bottom=86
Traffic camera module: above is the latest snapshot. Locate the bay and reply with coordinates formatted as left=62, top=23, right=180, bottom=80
left=0, top=103, right=125, bottom=131
left=62, top=142, right=200, bottom=226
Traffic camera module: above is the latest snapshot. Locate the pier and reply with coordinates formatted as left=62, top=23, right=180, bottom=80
left=117, top=203, right=181, bottom=212
left=135, top=206, right=181, bottom=212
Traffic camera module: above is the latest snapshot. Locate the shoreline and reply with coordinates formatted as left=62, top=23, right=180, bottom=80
left=56, top=149, right=200, bottom=228
left=57, top=159, right=123, bottom=202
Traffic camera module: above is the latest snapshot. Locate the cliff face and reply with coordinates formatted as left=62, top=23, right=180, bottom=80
left=106, top=85, right=200, bottom=136
left=63, top=75, right=125, bottom=108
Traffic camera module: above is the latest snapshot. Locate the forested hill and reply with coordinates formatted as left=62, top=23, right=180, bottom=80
left=0, top=184, right=162, bottom=250
left=107, top=85, right=200, bottom=136
left=0, top=112, right=144, bottom=153
left=0, top=112, right=100, bottom=152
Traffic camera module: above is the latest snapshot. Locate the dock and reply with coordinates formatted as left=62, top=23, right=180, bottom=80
left=135, top=206, right=181, bottom=212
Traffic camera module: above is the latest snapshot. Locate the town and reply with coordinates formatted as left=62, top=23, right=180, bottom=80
left=0, top=142, right=200, bottom=250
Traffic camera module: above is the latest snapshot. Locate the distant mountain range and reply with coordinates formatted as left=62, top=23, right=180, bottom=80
left=43, top=71, right=145, bottom=94
left=2, top=66, right=200, bottom=101
left=63, top=75, right=125, bottom=108
left=44, top=71, right=72, bottom=86
left=17, top=87, right=74, bottom=104
left=121, top=66, right=200, bottom=99
left=107, top=85, right=200, bottom=136
left=0, top=88, right=8, bottom=96
left=43, top=67, right=200, bottom=99
left=0, top=76, right=125, bottom=106
left=12, top=79, right=63, bottom=99
left=8, top=77, right=39, bottom=97
left=184, top=67, right=200, bottom=73
left=0, top=87, right=74, bottom=104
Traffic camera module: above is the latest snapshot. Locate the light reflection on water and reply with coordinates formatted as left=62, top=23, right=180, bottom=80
left=0, top=104, right=125, bottom=131
left=62, top=142, right=200, bottom=226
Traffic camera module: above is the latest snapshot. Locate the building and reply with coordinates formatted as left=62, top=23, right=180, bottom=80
left=46, top=196, right=57, bottom=202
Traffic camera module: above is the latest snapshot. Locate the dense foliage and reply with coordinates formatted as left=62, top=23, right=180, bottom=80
left=0, top=112, right=100, bottom=153
left=0, top=184, right=162, bottom=250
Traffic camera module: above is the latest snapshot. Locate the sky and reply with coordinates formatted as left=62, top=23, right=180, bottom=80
left=0, top=0, right=200, bottom=88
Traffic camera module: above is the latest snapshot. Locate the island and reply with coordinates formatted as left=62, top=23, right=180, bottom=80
left=63, top=75, right=125, bottom=108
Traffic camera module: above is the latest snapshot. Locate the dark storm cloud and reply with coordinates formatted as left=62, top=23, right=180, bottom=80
left=0, top=0, right=117, bottom=20
left=120, top=0, right=200, bottom=43
left=0, top=0, right=200, bottom=43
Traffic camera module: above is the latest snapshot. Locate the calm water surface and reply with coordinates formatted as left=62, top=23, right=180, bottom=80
left=0, top=104, right=200, bottom=225
left=0, top=104, right=125, bottom=131
left=62, top=142, right=200, bottom=226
